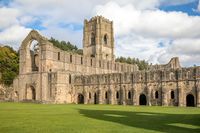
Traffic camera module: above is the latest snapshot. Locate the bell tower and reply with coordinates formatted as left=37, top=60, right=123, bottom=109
left=83, top=16, right=114, bottom=61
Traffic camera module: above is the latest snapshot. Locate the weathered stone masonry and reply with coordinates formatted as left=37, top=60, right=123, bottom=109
left=13, top=16, right=200, bottom=107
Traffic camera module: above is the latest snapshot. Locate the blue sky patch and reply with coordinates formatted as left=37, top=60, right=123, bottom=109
left=160, top=0, right=200, bottom=16
left=158, top=42, right=165, bottom=48
left=0, top=0, right=13, bottom=7
left=58, top=22, right=83, bottom=31
left=24, top=19, right=46, bottom=30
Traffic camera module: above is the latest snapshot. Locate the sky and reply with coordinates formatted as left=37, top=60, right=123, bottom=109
left=0, top=0, right=200, bottom=67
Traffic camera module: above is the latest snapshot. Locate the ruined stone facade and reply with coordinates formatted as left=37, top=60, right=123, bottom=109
left=13, top=16, right=200, bottom=107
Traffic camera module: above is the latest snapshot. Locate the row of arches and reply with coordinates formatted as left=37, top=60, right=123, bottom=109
left=77, top=93, right=195, bottom=107
left=154, top=90, right=175, bottom=99
left=78, top=93, right=98, bottom=104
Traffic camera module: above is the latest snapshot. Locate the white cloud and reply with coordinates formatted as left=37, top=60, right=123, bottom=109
left=94, top=1, right=200, bottom=66
left=95, top=2, right=200, bottom=39
left=0, top=25, right=31, bottom=49
left=0, top=7, right=20, bottom=29
left=158, top=39, right=200, bottom=66
left=41, top=26, right=82, bottom=48
left=0, top=0, right=199, bottom=67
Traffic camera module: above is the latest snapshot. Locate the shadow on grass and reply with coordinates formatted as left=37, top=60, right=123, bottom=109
left=79, top=108, right=200, bottom=133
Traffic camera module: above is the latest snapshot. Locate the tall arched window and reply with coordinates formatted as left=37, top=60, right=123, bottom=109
left=58, top=52, right=60, bottom=60
left=91, top=33, right=95, bottom=45
left=105, top=91, right=108, bottom=99
left=70, top=55, right=72, bottom=63
left=128, top=91, right=131, bottom=99
left=89, top=92, right=91, bottom=99
left=81, top=57, right=83, bottom=64
left=30, top=40, right=39, bottom=71
left=103, top=34, right=108, bottom=45
left=116, top=91, right=119, bottom=99
left=155, top=91, right=158, bottom=99
left=69, top=74, right=71, bottom=84
left=171, top=91, right=174, bottom=99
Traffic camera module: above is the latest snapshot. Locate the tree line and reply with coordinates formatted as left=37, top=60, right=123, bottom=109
left=49, top=37, right=83, bottom=55
left=115, top=56, right=149, bottom=70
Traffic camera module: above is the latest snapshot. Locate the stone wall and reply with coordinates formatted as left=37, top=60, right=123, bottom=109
left=0, top=84, right=13, bottom=101
left=72, top=67, right=200, bottom=107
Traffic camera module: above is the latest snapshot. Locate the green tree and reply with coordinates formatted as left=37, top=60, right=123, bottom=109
left=115, top=56, right=149, bottom=70
left=0, top=46, right=19, bottom=86
left=49, top=37, right=82, bottom=55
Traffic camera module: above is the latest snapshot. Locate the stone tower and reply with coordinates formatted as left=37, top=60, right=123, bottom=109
left=83, top=16, right=114, bottom=61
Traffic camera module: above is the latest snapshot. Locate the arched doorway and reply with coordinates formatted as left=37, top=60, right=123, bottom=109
left=26, top=86, right=36, bottom=100
left=94, top=93, right=98, bottom=104
left=139, top=94, right=147, bottom=105
left=186, top=94, right=195, bottom=107
left=78, top=94, right=84, bottom=104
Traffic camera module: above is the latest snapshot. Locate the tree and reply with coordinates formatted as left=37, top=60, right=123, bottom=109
left=115, top=56, right=149, bottom=70
left=49, top=37, right=82, bottom=55
left=0, top=46, right=19, bottom=86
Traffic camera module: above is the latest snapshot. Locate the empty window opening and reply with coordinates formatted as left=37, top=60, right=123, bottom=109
left=128, top=91, right=131, bottom=99
left=104, top=34, right=108, bottom=45
left=70, top=55, right=72, bottom=63
left=91, top=33, right=95, bottom=45
left=69, top=74, right=71, bottom=84
left=105, top=91, right=108, bottom=99
left=81, top=57, right=83, bottom=64
left=155, top=91, right=159, bottom=99
left=171, top=91, right=175, bottom=99
left=116, top=91, right=119, bottom=99
left=58, top=52, right=60, bottom=60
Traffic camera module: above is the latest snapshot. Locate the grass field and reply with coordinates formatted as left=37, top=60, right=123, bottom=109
left=0, top=103, right=199, bottom=133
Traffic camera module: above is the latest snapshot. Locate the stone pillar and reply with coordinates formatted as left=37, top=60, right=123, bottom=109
left=98, top=88, right=103, bottom=104
left=178, top=87, right=184, bottom=107
left=132, top=88, right=137, bottom=105
left=197, top=85, right=200, bottom=107
left=110, top=87, right=114, bottom=105
left=162, top=88, right=168, bottom=106
left=122, top=86, right=126, bottom=105
left=147, top=87, right=151, bottom=106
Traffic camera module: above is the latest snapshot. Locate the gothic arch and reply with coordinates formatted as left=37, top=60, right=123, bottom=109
left=155, top=91, right=159, bottom=99
left=128, top=91, right=131, bottom=99
left=139, top=94, right=147, bottom=105
left=103, top=34, right=108, bottom=45
left=186, top=94, right=195, bottom=107
left=20, top=30, right=49, bottom=74
left=77, top=94, right=84, bottom=104
left=170, top=90, right=175, bottom=99
left=26, top=86, right=36, bottom=100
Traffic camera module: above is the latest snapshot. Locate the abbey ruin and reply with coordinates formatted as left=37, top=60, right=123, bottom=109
left=13, top=16, right=200, bottom=107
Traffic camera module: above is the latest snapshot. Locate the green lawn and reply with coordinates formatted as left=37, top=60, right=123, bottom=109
left=0, top=103, right=199, bottom=133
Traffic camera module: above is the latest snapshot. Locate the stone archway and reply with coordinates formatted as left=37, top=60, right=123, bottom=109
left=26, top=86, right=36, bottom=100
left=77, top=94, right=84, bottom=104
left=139, top=94, right=147, bottom=105
left=186, top=94, right=195, bottom=107
left=20, top=30, right=48, bottom=74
